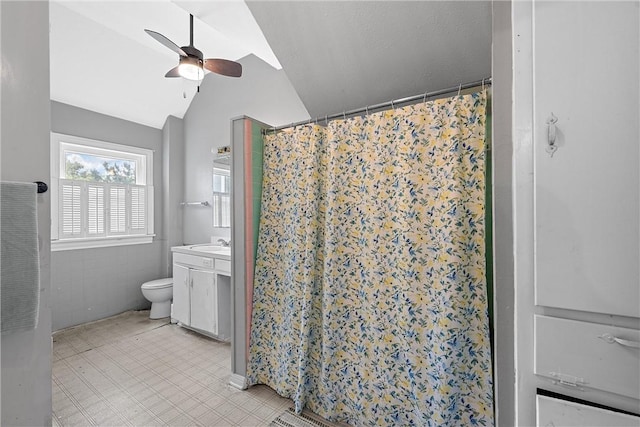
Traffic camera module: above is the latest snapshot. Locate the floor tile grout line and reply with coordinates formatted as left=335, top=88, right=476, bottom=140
left=106, top=329, right=237, bottom=401
left=81, top=336, right=179, bottom=425
left=52, top=311, right=304, bottom=427
left=53, top=321, right=171, bottom=362
left=59, top=353, right=136, bottom=427
left=87, top=325, right=225, bottom=425
left=53, top=314, right=179, bottom=426
left=52, top=361, right=99, bottom=427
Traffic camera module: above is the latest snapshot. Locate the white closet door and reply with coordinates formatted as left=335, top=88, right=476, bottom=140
left=534, top=1, right=640, bottom=317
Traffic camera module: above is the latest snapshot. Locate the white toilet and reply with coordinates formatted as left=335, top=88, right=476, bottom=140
left=141, top=278, right=173, bottom=319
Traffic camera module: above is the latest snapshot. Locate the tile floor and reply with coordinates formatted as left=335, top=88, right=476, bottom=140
left=52, top=311, right=294, bottom=426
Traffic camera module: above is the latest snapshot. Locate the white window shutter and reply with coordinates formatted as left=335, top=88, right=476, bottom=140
left=129, top=185, right=146, bottom=234
left=109, top=185, right=126, bottom=234
left=60, top=180, right=82, bottom=238
left=87, top=184, right=105, bottom=236
left=221, top=194, right=230, bottom=227
left=213, top=193, right=231, bottom=228
left=146, top=185, right=154, bottom=235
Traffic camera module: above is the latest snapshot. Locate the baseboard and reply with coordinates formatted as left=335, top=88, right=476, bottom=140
left=229, top=373, right=247, bottom=390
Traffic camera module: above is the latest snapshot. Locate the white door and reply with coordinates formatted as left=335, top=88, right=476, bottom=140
left=534, top=1, right=640, bottom=317
left=172, top=264, right=191, bottom=325
left=190, top=269, right=217, bottom=335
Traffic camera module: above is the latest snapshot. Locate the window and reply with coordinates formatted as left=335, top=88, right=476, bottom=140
left=212, top=167, right=230, bottom=227
left=51, top=133, right=154, bottom=250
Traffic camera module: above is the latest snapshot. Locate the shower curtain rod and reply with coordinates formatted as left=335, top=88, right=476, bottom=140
left=265, top=77, right=492, bottom=133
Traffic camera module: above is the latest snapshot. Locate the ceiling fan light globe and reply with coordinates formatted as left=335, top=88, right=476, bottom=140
left=178, top=57, right=204, bottom=81
left=178, top=63, right=204, bottom=81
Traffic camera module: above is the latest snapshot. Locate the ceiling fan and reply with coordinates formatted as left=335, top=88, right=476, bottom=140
left=145, top=14, right=242, bottom=81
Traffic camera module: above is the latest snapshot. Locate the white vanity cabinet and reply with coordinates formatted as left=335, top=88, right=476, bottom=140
left=171, top=245, right=231, bottom=341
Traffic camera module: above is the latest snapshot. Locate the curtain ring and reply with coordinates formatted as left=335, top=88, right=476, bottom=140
left=481, top=78, right=485, bottom=91
left=315, top=116, right=318, bottom=125
left=365, top=106, right=369, bottom=116
left=423, top=92, right=428, bottom=104
left=343, top=111, right=346, bottom=120
left=325, top=115, right=329, bottom=125
left=391, top=100, right=395, bottom=110
left=458, top=84, right=462, bottom=96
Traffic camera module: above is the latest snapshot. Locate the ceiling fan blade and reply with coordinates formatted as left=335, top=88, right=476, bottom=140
left=204, top=59, right=242, bottom=78
left=145, top=29, right=187, bottom=57
left=164, top=66, right=181, bottom=78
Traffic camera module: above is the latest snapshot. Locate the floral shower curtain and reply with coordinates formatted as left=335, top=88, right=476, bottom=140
left=247, top=91, right=493, bottom=426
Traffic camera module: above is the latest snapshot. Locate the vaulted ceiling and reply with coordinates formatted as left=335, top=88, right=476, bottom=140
left=49, top=0, right=280, bottom=129
left=49, top=1, right=492, bottom=129
left=247, top=1, right=491, bottom=118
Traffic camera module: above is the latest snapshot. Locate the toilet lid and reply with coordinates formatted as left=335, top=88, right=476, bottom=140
left=141, top=278, right=173, bottom=290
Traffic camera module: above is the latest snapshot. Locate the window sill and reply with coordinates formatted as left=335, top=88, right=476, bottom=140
left=51, top=235, right=155, bottom=252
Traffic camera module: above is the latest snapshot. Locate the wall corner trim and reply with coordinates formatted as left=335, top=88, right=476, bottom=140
left=229, top=374, right=248, bottom=390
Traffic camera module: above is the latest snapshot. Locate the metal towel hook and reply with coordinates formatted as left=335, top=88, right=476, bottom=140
left=34, top=181, right=48, bottom=193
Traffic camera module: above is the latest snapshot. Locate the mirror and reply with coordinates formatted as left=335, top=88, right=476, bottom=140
left=212, top=155, right=231, bottom=228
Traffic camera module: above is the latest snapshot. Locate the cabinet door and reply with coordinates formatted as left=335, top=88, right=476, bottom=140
left=190, top=269, right=217, bottom=335
left=172, top=264, right=190, bottom=325
left=534, top=2, right=639, bottom=317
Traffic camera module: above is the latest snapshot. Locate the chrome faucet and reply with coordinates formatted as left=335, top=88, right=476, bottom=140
left=217, top=239, right=231, bottom=247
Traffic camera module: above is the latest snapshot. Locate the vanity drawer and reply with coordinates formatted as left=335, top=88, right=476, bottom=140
left=537, top=395, right=639, bottom=426
left=535, top=315, right=640, bottom=399
left=173, top=253, right=215, bottom=269
left=216, top=259, right=231, bottom=274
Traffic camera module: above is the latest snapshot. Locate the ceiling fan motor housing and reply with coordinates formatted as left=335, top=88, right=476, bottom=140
left=181, top=45, right=203, bottom=60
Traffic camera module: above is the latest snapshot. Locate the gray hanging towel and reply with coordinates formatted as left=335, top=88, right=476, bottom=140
left=1, top=182, right=40, bottom=333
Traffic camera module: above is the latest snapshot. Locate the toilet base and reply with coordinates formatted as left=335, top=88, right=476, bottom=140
left=149, top=301, right=171, bottom=319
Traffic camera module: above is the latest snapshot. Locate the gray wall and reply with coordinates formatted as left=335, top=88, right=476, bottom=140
left=182, top=54, right=309, bottom=245
left=162, top=115, right=185, bottom=277
left=0, top=1, right=53, bottom=425
left=50, top=102, right=165, bottom=331
left=491, top=1, right=514, bottom=425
